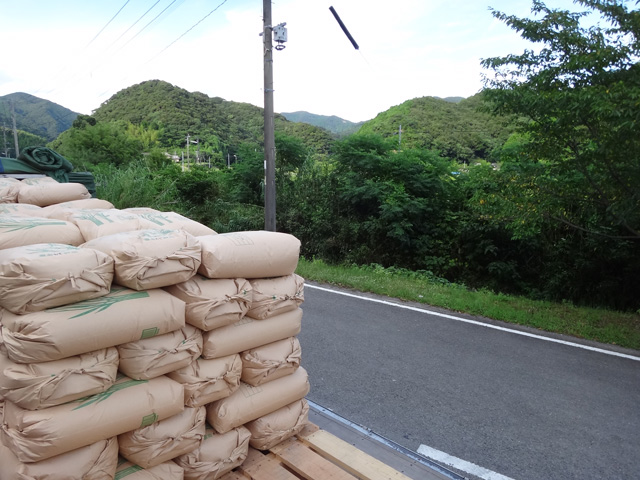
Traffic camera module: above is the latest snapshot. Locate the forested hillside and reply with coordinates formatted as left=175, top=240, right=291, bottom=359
left=359, top=94, right=516, bottom=164
left=0, top=92, right=77, bottom=142
left=89, top=80, right=334, bottom=158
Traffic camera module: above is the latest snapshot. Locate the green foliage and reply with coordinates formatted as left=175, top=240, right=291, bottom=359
left=275, top=132, right=308, bottom=172
left=93, top=159, right=261, bottom=234
left=472, top=0, right=640, bottom=310
left=126, top=123, right=162, bottom=150
left=482, top=0, right=640, bottom=240
left=174, top=165, right=220, bottom=206
left=280, top=133, right=460, bottom=273
left=72, top=114, right=97, bottom=129
left=226, top=142, right=264, bottom=206
left=358, top=93, right=516, bottom=163
left=49, top=121, right=143, bottom=168
left=93, top=161, right=177, bottom=210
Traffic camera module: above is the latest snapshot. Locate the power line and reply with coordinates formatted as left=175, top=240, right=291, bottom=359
left=148, top=0, right=230, bottom=63
left=107, top=0, right=162, bottom=50
left=115, top=0, right=179, bottom=54
left=86, top=0, right=131, bottom=48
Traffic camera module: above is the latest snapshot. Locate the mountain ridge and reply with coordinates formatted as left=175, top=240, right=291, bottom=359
left=280, top=111, right=364, bottom=136
left=0, top=92, right=78, bottom=142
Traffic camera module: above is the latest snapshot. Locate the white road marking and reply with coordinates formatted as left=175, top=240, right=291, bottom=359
left=305, top=284, right=640, bottom=362
left=418, top=444, right=516, bottom=480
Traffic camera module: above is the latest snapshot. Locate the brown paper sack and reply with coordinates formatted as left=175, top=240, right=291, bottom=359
left=165, top=276, right=252, bottom=331
left=118, top=324, right=203, bottom=380
left=173, top=425, right=250, bottom=480
left=197, top=231, right=300, bottom=279
left=0, top=177, right=21, bottom=203
left=167, top=354, right=242, bottom=408
left=247, top=274, right=305, bottom=320
left=0, top=347, right=118, bottom=410
left=82, top=229, right=201, bottom=290
left=1, top=374, right=184, bottom=462
left=240, top=337, right=301, bottom=386
left=18, top=182, right=91, bottom=207
left=0, top=243, right=114, bottom=314
left=245, top=398, right=309, bottom=450
left=207, top=367, right=309, bottom=434
left=46, top=198, right=114, bottom=212
left=114, top=457, right=184, bottom=479
left=0, top=287, right=185, bottom=363
left=124, top=207, right=217, bottom=237
left=0, top=436, right=118, bottom=479
left=66, top=209, right=151, bottom=242
left=0, top=215, right=84, bottom=250
left=202, top=308, right=302, bottom=359
left=21, top=177, right=57, bottom=186
left=0, top=202, right=42, bottom=216
left=40, top=199, right=115, bottom=220
left=119, top=406, right=206, bottom=468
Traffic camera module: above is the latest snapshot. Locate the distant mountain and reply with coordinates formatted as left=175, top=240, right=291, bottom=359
left=0, top=92, right=78, bottom=142
left=90, top=80, right=334, bottom=154
left=281, top=111, right=364, bottom=137
left=358, top=94, right=516, bottom=163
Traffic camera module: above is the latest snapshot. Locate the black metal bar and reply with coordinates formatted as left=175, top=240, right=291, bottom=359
left=329, top=6, right=359, bottom=50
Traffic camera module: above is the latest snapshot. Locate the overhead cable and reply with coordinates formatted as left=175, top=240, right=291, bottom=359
left=86, top=0, right=131, bottom=47
left=149, top=0, right=230, bottom=62
left=116, top=0, right=179, bottom=54
left=108, top=0, right=162, bottom=50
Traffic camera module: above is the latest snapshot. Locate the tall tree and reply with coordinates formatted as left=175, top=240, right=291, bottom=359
left=481, top=0, right=640, bottom=240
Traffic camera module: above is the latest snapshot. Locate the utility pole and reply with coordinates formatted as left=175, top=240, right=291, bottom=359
left=263, top=0, right=276, bottom=232
left=186, top=134, right=190, bottom=166
left=11, top=100, right=19, bottom=158
left=398, top=124, right=402, bottom=147
left=2, top=121, right=7, bottom=157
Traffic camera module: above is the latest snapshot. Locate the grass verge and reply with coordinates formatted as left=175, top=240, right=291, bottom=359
left=296, top=258, right=640, bottom=351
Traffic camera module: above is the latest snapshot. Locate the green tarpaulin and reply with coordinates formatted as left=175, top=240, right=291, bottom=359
left=1, top=147, right=73, bottom=182
left=1, top=147, right=96, bottom=197
left=18, top=146, right=74, bottom=182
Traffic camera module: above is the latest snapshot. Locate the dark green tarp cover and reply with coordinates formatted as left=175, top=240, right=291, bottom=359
left=18, top=146, right=74, bottom=182
left=1, top=147, right=73, bottom=182
left=1, top=147, right=96, bottom=197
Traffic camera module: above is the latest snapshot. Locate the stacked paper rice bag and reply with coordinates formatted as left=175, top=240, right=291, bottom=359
left=0, top=198, right=309, bottom=479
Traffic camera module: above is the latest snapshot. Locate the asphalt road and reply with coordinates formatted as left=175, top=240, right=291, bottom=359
left=297, top=283, right=640, bottom=480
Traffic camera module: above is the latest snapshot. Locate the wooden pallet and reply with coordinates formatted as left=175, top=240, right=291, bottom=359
left=221, top=423, right=414, bottom=480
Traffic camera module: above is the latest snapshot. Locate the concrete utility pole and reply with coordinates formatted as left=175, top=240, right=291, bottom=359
left=11, top=100, right=19, bottom=158
left=2, top=121, right=7, bottom=157
left=263, top=0, right=276, bottom=232
left=186, top=134, right=190, bottom=165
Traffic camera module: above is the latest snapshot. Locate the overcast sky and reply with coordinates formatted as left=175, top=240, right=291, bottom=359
left=1, top=0, right=582, bottom=122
